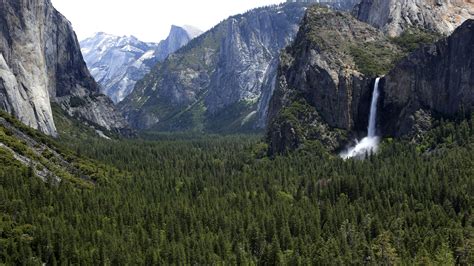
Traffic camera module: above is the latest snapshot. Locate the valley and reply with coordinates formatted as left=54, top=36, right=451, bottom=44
left=1, top=113, right=473, bottom=264
left=0, top=0, right=473, bottom=264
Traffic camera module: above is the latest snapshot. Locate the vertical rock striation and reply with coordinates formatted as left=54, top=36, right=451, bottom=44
left=381, top=19, right=474, bottom=137
left=0, top=0, right=127, bottom=136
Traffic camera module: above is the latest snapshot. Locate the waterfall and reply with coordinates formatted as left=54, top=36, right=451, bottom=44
left=368, top=77, right=381, bottom=137
left=340, top=78, right=381, bottom=159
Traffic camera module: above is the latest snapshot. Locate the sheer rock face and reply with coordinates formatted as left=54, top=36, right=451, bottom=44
left=354, top=0, right=474, bottom=37
left=0, top=0, right=126, bottom=136
left=155, top=25, right=202, bottom=62
left=380, top=19, right=474, bottom=137
left=266, top=6, right=400, bottom=154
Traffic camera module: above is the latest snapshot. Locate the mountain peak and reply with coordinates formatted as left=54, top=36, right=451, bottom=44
left=169, top=25, right=203, bottom=39
left=80, top=25, right=201, bottom=103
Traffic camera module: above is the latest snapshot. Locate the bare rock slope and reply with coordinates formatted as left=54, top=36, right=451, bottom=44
left=354, top=0, right=474, bottom=37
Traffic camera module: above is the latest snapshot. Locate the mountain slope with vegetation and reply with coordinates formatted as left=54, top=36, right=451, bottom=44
left=0, top=111, right=120, bottom=187
left=266, top=5, right=473, bottom=155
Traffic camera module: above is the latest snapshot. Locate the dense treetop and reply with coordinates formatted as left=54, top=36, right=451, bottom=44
left=0, top=113, right=473, bottom=264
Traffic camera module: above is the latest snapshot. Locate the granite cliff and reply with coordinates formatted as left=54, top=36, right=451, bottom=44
left=380, top=19, right=474, bottom=138
left=266, top=6, right=401, bottom=154
left=267, top=5, right=474, bottom=155
left=0, top=0, right=127, bottom=136
left=354, top=0, right=474, bottom=37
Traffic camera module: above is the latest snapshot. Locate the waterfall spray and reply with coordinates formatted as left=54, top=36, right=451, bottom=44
left=341, top=78, right=381, bottom=159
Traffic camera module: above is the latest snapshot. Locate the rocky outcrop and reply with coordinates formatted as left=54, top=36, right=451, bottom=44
left=354, top=0, right=474, bottom=37
left=266, top=6, right=401, bottom=154
left=380, top=19, right=474, bottom=137
left=80, top=26, right=201, bottom=103
left=0, top=0, right=127, bottom=136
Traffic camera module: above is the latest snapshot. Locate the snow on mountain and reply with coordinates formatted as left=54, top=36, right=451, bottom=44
left=80, top=26, right=202, bottom=103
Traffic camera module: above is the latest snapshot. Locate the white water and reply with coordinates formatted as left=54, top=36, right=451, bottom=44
left=367, top=78, right=380, bottom=138
left=341, top=78, right=381, bottom=159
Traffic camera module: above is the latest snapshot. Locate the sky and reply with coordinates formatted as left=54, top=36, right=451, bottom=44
left=51, top=0, right=284, bottom=43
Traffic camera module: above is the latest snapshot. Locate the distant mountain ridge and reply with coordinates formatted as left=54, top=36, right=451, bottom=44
left=80, top=25, right=202, bottom=103
left=286, top=0, right=360, bottom=10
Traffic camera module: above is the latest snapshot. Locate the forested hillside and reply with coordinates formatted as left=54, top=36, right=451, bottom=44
left=1, top=0, right=473, bottom=265
left=1, top=114, right=473, bottom=264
